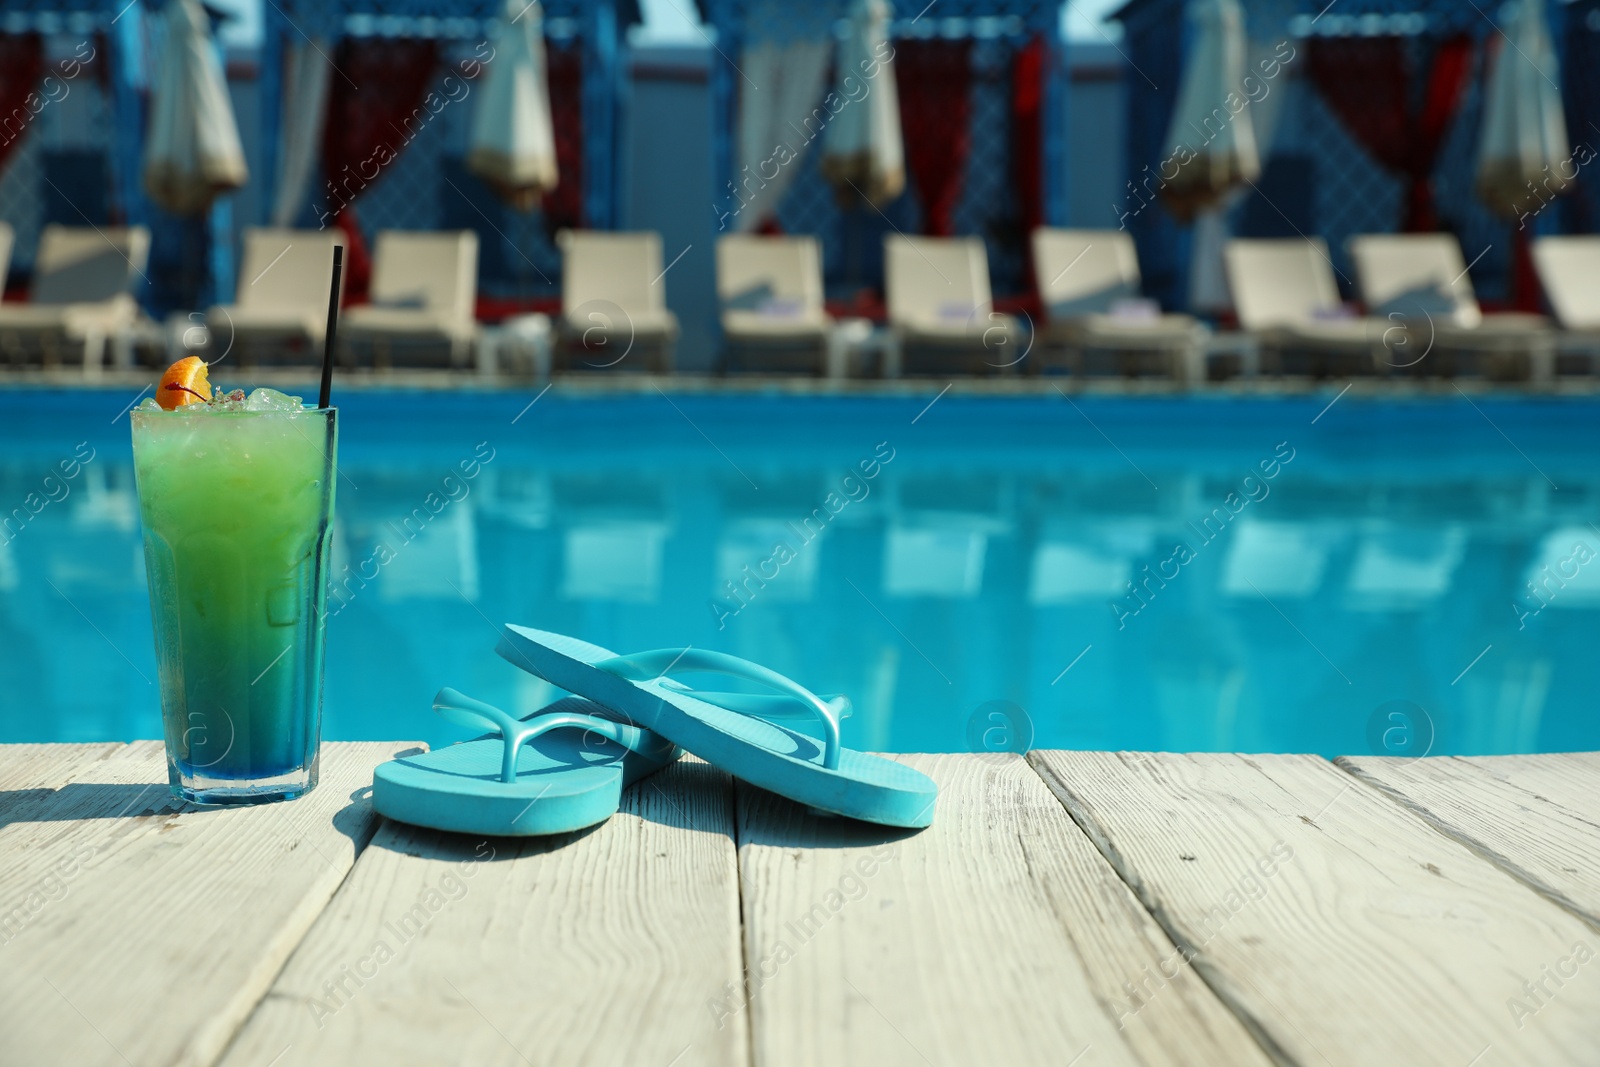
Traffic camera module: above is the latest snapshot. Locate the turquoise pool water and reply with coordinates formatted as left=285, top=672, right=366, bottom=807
left=2, top=387, right=1597, bottom=758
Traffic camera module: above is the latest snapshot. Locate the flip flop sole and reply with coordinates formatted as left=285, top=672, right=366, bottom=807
left=497, top=627, right=937, bottom=828
left=374, top=697, right=675, bottom=836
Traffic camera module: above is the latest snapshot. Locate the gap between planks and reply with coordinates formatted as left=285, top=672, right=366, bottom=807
left=1334, top=753, right=1600, bottom=936
left=1021, top=751, right=1299, bottom=1067
left=215, top=754, right=748, bottom=1067
left=228, top=751, right=1274, bottom=1067
left=733, top=753, right=1276, bottom=1067
left=1029, top=750, right=1600, bottom=1067
left=0, top=740, right=420, bottom=1067
left=17, top=746, right=1588, bottom=1067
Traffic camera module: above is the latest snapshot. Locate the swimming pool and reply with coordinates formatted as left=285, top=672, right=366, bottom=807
left=3, top=386, right=1597, bottom=758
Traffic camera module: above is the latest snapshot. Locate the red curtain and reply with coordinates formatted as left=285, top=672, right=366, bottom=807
left=319, top=38, right=441, bottom=301
left=543, top=41, right=584, bottom=236
left=1011, top=36, right=1045, bottom=290
left=1510, top=230, right=1541, bottom=313
left=0, top=35, right=45, bottom=175
left=332, top=209, right=370, bottom=302
left=1308, top=35, right=1473, bottom=232
left=895, top=38, right=973, bottom=236
left=1411, top=38, right=1474, bottom=231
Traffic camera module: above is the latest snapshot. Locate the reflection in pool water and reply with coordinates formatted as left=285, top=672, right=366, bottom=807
left=3, top=388, right=1597, bottom=757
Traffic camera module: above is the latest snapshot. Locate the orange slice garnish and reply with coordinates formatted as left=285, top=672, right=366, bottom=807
left=157, top=356, right=213, bottom=410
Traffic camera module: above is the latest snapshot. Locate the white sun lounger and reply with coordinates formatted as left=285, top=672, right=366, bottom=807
left=1348, top=233, right=1552, bottom=381
left=717, top=234, right=859, bottom=377
left=1531, top=236, right=1600, bottom=373
left=1032, top=227, right=1207, bottom=382
left=205, top=228, right=345, bottom=364
left=0, top=224, right=150, bottom=374
left=341, top=230, right=480, bottom=368
left=884, top=235, right=1019, bottom=377
left=557, top=230, right=679, bottom=372
left=1224, top=237, right=1395, bottom=376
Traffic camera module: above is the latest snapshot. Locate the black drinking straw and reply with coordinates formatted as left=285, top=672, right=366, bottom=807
left=318, top=246, right=344, bottom=410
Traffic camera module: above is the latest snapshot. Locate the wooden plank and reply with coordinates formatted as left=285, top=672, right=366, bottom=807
left=0, top=739, right=416, bottom=1067
left=217, top=756, right=748, bottom=1067
left=1031, top=751, right=1600, bottom=1067
left=0, top=742, right=125, bottom=793
left=735, top=753, right=1275, bottom=1067
left=1337, top=752, right=1600, bottom=930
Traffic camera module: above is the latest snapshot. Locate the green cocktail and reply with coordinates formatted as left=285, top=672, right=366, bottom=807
left=132, top=387, right=337, bottom=804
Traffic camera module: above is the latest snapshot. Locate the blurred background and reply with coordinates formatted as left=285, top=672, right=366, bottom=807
left=0, top=0, right=1593, bottom=372
left=5, top=0, right=1600, bottom=759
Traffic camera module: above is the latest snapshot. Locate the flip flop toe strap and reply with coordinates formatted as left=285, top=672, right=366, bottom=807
left=592, top=649, right=843, bottom=770
left=433, top=687, right=670, bottom=784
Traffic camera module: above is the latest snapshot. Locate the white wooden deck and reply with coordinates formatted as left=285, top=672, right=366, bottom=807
left=2, top=743, right=1597, bottom=1067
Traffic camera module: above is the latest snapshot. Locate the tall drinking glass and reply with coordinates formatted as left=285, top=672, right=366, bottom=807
left=131, top=403, right=337, bottom=805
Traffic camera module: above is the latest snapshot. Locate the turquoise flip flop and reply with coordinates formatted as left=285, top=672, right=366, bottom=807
left=495, top=626, right=938, bottom=828
left=372, top=688, right=681, bottom=837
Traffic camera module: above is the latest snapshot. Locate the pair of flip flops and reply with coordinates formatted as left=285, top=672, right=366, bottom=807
left=372, top=626, right=938, bottom=836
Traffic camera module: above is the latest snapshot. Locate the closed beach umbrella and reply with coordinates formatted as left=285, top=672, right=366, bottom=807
left=1476, top=0, right=1570, bottom=219
left=1160, top=0, right=1260, bottom=222
left=467, top=0, right=559, bottom=211
left=820, top=0, right=905, bottom=206
left=143, top=0, right=248, bottom=216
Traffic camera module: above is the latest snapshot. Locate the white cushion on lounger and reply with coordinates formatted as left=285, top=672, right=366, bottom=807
left=207, top=228, right=345, bottom=344
left=718, top=235, right=831, bottom=342
left=1533, top=236, right=1600, bottom=329
left=343, top=230, right=479, bottom=347
left=559, top=230, right=680, bottom=339
left=0, top=225, right=149, bottom=339
left=0, top=294, right=140, bottom=338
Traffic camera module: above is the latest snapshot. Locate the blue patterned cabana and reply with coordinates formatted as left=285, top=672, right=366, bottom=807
left=0, top=0, right=149, bottom=223
left=1558, top=0, right=1600, bottom=235
left=701, top=0, right=1068, bottom=301
left=1113, top=0, right=1571, bottom=314
left=257, top=0, right=632, bottom=309
left=0, top=0, right=634, bottom=315
left=0, top=0, right=219, bottom=310
left=261, top=0, right=626, bottom=230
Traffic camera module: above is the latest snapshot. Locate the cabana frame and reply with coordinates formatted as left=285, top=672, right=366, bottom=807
left=1112, top=0, right=1571, bottom=313
left=260, top=0, right=627, bottom=233
left=701, top=0, right=1069, bottom=244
